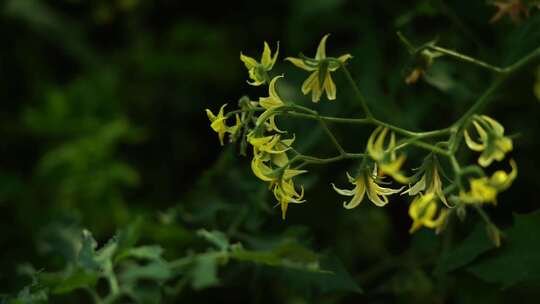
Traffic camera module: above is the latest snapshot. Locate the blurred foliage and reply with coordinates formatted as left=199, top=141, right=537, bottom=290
left=0, top=0, right=540, bottom=303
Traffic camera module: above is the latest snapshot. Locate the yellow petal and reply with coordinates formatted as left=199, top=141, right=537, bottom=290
left=251, top=157, right=275, bottom=182
left=481, top=115, right=505, bottom=135
left=261, top=41, right=272, bottom=67
left=472, top=121, right=488, bottom=141
left=240, top=53, right=258, bottom=69
left=283, top=169, right=307, bottom=180
left=323, top=72, right=336, bottom=100
left=331, top=183, right=356, bottom=196
left=316, top=34, right=330, bottom=60
left=285, top=57, right=317, bottom=71
left=337, top=53, right=353, bottom=63
left=403, top=175, right=426, bottom=196
left=268, top=75, right=284, bottom=104
left=464, top=129, right=485, bottom=152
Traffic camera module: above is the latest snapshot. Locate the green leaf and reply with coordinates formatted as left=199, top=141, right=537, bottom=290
left=190, top=255, right=219, bottom=290
left=52, top=270, right=99, bottom=294
left=467, top=211, right=540, bottom=288
left=197, top=229, right=230, bottom=251
left=120, top=261, right=172, bottom=282
left=231, top=241, right=321, bottom=272
left=115, top=245, right=164, bottom=263
left=277, top=255, right=362, bottom=294
left=435, top=223, right=495, bottom=274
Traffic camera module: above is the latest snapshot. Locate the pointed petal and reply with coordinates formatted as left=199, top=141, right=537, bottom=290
left=301, top=71, right=318, bottom=95
left=240, top=53, right=258, bottom=69
left=261, top=41, right=272, bottom=67
left=464, top=130, right=485, bottom=151
left=269, top=41, right=280, bottom=69
left=268, top=75, right=284, bottom=102
left=343, top=182, right=366, bottom=209
left=337, top=53, right=353, bottom=63
left=323, top=72, right=336, bottom=100
left=472, top=121, right=488, bottom=141
left=205, top=109, right=216, bottom=121
left=481, top=115, right=504, bottom=135
left=403, top=175, right=426, bottom=196
left=316, top=34, right=330, bottom=60
left=285, top=57, right=317, bottom=71
left=331, top=183, right=356, bottom=196
left=283, top=169, right=307, bottom=180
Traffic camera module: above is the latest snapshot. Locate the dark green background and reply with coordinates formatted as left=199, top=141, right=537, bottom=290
left=1, top=0, right=540, bottom=303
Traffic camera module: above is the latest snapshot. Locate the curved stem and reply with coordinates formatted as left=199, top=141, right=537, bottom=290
left=318, top=119, right=346, bottom=155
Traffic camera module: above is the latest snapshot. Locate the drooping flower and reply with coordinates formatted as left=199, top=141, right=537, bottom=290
left=248, top=132, right=306, bottom=219
left=408, top=192, right=447, bottom=233
left=459, top=159, right=517, bottom=204
left=240, top=41, right=279, bottom=86
left=248, top=133, right=294, bottom=159
left=286, top=34, right=352, bottom=102
left=464, top=115, right=513, bottom=167
left=403, top=155, right=449, bottom=207
left=332, top=165, right=403, bottom=209
left=205, top=104, right=241, bottom=145
left=367, top=127, right=410, bottom=184
left=273, top=172, right=306, bottom=219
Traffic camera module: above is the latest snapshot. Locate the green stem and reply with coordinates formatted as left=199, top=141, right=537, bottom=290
left=473, top=204, right=496, bottom=227
left=294, top=152, right=365, bottom=165
left=225, top=107, right=264, bottom=118
left=340, top=64, right=373, bottom=118
left=318, top=119, right=346, bottom=155
left=449, top=45, right=540, bottom=153
left=427, top=45, right=504, bottom=73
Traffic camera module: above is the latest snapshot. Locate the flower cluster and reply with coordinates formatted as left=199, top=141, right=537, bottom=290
left=206, top=35, right=352, bottom=219
left=205, top=33, right=521, bottom=238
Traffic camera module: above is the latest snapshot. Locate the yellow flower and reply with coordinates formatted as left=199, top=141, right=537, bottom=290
left=367, top=127, right=409, bottom=184
left=286, top=34, right=352, bottom=102
left=248, top=133, right=294, bottom=158
left=403, top=155, right=449, bottom=207
left=273, top=171, right=306, bottom=219
left=240, top=41, right=279, bottom=86
left=459, top=159, right=517, bottom=204
left=408, top=192, right=447, bottom=233
left=205, top=104, right=241, bottom=145
left=250, top=152, right=306, bottom=219
left=257, top=75, right=286, bottom=133
left=464, top=115, right=513, bottom=167
left=332, top=166, right=403, bottom=209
